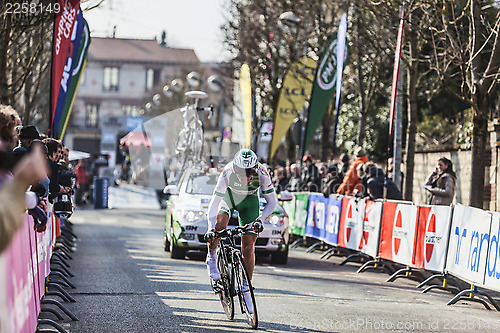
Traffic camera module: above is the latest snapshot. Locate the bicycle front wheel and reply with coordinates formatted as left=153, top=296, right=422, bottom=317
left=233, top=251, right=258, bottom=329
left=217, top=247, right=234, bottom=320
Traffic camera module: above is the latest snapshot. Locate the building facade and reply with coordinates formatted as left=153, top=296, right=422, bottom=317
left=66, top=37, right=201, bottom=172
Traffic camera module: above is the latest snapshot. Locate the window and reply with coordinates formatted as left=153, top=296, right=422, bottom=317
left=103, top=67, right=119, bottom=92
left=185, top=173, right=218, bottom=195
left=122, top=105, right=141, bottom=117
left=85, top=104, right=99, bottom=128
left=145, top=68, right=160, bottom=91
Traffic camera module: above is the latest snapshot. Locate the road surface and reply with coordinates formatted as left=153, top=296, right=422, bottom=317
left=45, top=207, right=500, bottom=332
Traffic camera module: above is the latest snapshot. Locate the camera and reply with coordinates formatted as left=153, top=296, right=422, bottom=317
left=0, top=151, right=22, bottom=171
left=53, top=170, right=76, bottom=219
left=53, top=193, right=73, bottom=219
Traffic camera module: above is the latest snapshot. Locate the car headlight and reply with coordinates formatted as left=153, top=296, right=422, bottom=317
left=266, top=215, right=284, bottom=226
left=179, top=210, right=206, bottom=223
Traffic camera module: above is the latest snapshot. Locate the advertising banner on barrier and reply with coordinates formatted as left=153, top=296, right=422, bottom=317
left=378, top=201, right=418, bottom=266
left=4, top=219, right=38, bottom=333
left=414, top=205, right=452, bottom=271
left=324, top=196, right=342, bottom=245
left=289, top=193, right=309, bottom=236
left=359, top=200, right=383, bottom=257
left=305, top=194, right=328, bottom=240
left=0, top=255, right=6, bottom=333
left=486, top=212, right=500, bottom=291
left=446, top=204, right=491, bottom=285
left=337, top=197, right=365, bottom=250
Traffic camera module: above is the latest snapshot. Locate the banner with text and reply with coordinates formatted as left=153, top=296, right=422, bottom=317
left=486, top=212, right=500, bottom=291
left=50, top=0, right=81, bottom=137
left=269, top=57, right=316, bottom=159
left=414, top=205, right=452, bottom=271
left=378, top=201, right=418, bottom=267
left=305, top=194, right=328, bottom=241
left=287, top=192, right=309, bottom=237
left=337, top=197, right=365, bottom=250
left=445, top=204, right=491, bottom=285
left=359, top=200, right=383, bottom=257
left=324, top=196, right=342, bottom=246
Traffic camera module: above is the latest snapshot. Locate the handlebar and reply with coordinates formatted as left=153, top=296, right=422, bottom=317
left=195, top=105, right=214, bottom=112
left=213, top=223, right=257, bottom=239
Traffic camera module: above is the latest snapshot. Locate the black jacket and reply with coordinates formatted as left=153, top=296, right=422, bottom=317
left=365, top=167, right=402, bottom=200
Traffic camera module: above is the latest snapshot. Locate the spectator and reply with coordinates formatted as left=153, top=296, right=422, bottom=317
left=425, top=157, right=457, bottom=205
left=339, top=153, right=350, bottom=178
left=0, top=105, right=47, bottom=252
left=386, top=157, right=404, bottom=190
left=43, top=138, right=71, bottom=203
left=322, top=163, right=343, bottom=197
left=286, top=163, right=302, bottom=192
left=75, top=159, right=90, bottom=205
left=337, top=147, right=370, bottom=195
left=274, top=166, right=289, bottom=194
left=318, top=162, right=328, bottom=184
left=301, top=155, right=321, bottom=192
left=16, top=125, right=41, bottom=150
left=359, top=162, right=402, bottom=200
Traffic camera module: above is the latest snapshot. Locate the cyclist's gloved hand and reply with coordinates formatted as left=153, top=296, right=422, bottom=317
left=204, top=229, right=216, bottom=242
left=252, top=219, right=264, bottom=233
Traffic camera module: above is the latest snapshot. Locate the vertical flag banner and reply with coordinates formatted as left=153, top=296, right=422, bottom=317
left=269, top=57, right=316, bottom=159
left=240, top=64, right=253, bottom=149
left=57, top=16, right=90, bottom=140
left=304, top=34, right=339, bottom=151
left=389, top=6, right=405, bottom=138
left=231, top=72, right=246, bottom=148
left=50, top=0, right=81, bottom=137
left=332, top=13, right=348, bottom=151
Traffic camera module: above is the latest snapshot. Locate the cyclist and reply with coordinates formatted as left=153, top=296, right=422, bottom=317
left=205, top=148, right=277, bottom=313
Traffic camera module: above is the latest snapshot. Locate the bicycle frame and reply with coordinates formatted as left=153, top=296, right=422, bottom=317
left=174, top=91, right=213, bottom=168
left=213, top=225, right=258, bottom=328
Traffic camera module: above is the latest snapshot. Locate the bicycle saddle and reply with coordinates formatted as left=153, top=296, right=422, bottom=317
left=185, top=90, right=208, bottom=99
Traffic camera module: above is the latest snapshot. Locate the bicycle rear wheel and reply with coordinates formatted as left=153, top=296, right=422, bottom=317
left=217, top=247, right=234, bottom=320
left=233, top=251, right=258, bottom=329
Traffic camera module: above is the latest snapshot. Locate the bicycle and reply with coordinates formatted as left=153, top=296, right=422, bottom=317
left=206, top=223, right=259, bottom=329
left=174, top=91, right=213, bottom=168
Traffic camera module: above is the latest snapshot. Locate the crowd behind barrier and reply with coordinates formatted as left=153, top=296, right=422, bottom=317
left=282, top=192, right=500, bottom=309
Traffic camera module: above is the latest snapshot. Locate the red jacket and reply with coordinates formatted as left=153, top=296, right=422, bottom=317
left=75, top=164, right=88, bottom=185
left=336, top=156, right=370, bottom=195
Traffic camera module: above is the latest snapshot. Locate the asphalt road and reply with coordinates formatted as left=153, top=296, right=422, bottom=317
left=46, top=207, right=500, bottom=333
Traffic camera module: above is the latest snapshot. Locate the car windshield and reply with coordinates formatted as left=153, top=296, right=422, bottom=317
left=185, top=173, right=218, bottom=195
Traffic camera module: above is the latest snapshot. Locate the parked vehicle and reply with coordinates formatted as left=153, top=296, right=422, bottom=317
left=164, top=166, right=290, bottom=264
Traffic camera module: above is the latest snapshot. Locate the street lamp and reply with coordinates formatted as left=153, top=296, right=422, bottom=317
left=186, top=71, right=202, bottom=88
left=279, top=11, right=301, bottom=27
left=207, top=75, right=225, bottom=157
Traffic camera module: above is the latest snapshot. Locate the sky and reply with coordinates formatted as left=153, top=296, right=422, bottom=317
left=82, top=0, right=230, bottom=63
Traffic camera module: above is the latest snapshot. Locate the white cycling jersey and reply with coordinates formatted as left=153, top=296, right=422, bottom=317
left=207, top=161, right=277, bottom=229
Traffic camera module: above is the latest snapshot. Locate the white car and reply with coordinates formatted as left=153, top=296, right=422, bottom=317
left=164, top=166, right=290, bottom=264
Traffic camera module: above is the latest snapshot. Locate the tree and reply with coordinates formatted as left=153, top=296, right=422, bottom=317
left=0, top=5, right=53, bottom=130
left=426, top=0, right=500, bottom=208
left=222, top=0, right=346, bottom=162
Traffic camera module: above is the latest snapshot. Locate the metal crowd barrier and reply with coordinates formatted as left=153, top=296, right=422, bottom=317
left=0, top=202, right=79, bottom=333
left=283, top=192, right=500, bottom=311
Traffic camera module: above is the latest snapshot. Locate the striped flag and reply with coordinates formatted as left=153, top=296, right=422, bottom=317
left=332, top=13, right=348, bottom=152
left=50, top=0, right=81, bottom=138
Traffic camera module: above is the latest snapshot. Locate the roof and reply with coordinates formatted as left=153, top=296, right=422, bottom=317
left=88, top=37, right=200, bottom=64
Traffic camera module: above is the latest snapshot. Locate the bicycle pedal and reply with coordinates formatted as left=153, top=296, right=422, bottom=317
left=211, top=280, right=222, bottom=293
